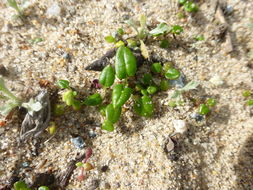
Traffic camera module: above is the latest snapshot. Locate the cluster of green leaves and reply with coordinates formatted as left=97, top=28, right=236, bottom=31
left=198, top=98, right=217, bottom=115
left=179, top=0, right=198, bottom=13
left=99, top=43, right=194, bottom=131
left=14, top=181, right=49, bottom=190
left=99, top=46, right=137, bottom=131
left=56, top=80, right=103, bottom=112
left=105, top=15, right=184, bottom=53
left=242, top=90, right=253, bottom=106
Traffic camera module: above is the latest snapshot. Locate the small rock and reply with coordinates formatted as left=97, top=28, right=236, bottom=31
left=209, top=75, right=224, bottom=86
left=173, top=120, right=187, bottom=134
left=88, top=130, right=97, bottom=138
left=0, top=64, right=8, bottom=76
left=169, top=73, right=185, bottom=88
left=62, top=52, right=71, bottom=61
left=46, top=2, right=61, bottom=17
left=89, top=179, right=100, bottom=190
left=21, top=162, right=29, bottom=168
left=71, top=136, right=85, bottom=149
left=165, top=137, right=175, bottom=152
left=102, top=182, right=111, bottom=189
left=101, top=165, right=109, bottom=172
left=164, top=135, right=181, bottom=161
left=224, top=5, right=233, bottom=15
left=122, top=14, right=130, bottom=20
left=190, top=112, right=204, bottom=122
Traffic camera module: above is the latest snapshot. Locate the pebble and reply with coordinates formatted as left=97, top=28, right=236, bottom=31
left=173, top=119, right=187, bottom=134
left=165, top=137, right=175, bottom=152
left=101, top=165, right=109, bottom=172
left=89, top=179, right=100, bottom=190
left=209, top=74, right=224, bottom=86
left=169, top=73, right=185, bottom=88
left=71, top=136, right=86, bottom=149
left=224, top=5, right=233, bottom=15
left=46, top=2, right=61, bottom=17
left=190, top=112, right=204, bottom=122
left=21, top=162, right=29, bottom=168
left=88, top=130, right=97, bottom=138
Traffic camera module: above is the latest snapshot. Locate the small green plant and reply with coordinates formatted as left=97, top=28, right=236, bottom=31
left=14, top=181, right=49, bottom=190
left=247, top=99, right=253, bottom=106
left=178, top=0, right=198, bottom=13
left=171, top=81, right=199, bottom=100
left=57, top=80, right=103, bottom=111
left=198, top=98, right=217, bottom=115
left=242, top=90, right=253, bottom=106
left=0, top=78, right=43, bottom=116
left=0, top=78, right=22, bottom=116
left=7, top=0, right=25, bottom=18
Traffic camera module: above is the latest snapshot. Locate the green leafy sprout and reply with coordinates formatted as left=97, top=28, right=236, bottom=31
left=14, top=180, right=49, bottom=190
left=7, top=0, right=25, bottom=18
left=0, top=78, right=22, bottom=116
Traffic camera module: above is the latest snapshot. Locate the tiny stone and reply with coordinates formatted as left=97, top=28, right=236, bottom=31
left=173, top=119, right=187, bottom=134
left=101, top=165, right=109, bottom=172
left=209, top=74, right=224, bottom=86
left=104, top=182, right=111, bottom=189
left=62, top=52, right=71, bottom=61
left=122, top=14, right=130, bottom=20
left=21, top=162, right=29, bottom=168
left=89, top=179, right=100, bottom=190
left=224, top=5, right=233, bottom=15
left=71, top=136, right=86, bottom=149
left=88, top=130, right=97, bottom=138
left=0, top=64, right=8, bottom=76
left=46, top=2, right=61, bottom=17
left=190, top=112, right=204, bottom=122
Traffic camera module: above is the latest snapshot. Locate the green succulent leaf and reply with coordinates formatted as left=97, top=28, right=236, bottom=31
left=165, top=68, right=181, bottom=80
left=198, top=104, right=210, bottom=115
left=105, top=35, right=116, bottom=43
left=99, top=65, right=115, bottom=87
left=105, top=103, right=122, bottom=124
left=112, top=84, right=132, bottom=108
left=14, top=181, right=31, bottom=190
left=84, top=93, right=103, bottom=106
left=151, top=63, right=162, bottom=73
left=56, top=80, right=70, bottom=89
left=102, top=120, right=114, bottom=132
left=115, top=46, right=137, bottom=79
left=134, top=95, right=154, bottom=117
left=170, top=25, right=183, bottom=35
left=38, top=186, right=49, bottom=190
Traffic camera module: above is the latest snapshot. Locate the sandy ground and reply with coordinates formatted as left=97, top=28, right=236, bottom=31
left=0, top=0, right=253, bottom=189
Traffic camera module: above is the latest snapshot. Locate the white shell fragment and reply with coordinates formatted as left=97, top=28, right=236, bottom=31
left=173, top=119, right=187, bottom=134
left=209, top=74, right=224, bottom=86
left=166, top=137, right=175, bottom=152
left=46, top=2, right=61, bottom=17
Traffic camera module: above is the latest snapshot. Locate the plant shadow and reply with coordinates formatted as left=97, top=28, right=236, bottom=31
left=234, top=134, right=253, bottom=190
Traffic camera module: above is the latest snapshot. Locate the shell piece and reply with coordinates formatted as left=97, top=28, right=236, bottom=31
left=165, top=137, right=175, bottom=152
left=173, top=119, right=187, bottom=134
left=209, top=74, right=224, bottom=86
